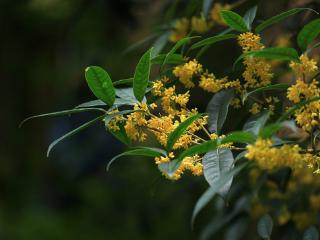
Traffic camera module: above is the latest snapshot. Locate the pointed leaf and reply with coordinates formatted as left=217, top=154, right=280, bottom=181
left=206, top=89, right=234, bottom=133
left=220, top=10, right=249, bottom=33
left=203, top=0, right=214, bottom=18
left=255, top=8, right=317, bottom=33
left=85, top=66, right=116, bottom=106
left=298, top=18, right=320, bottom=51
left=243, top=111, right=270, bottom=135
left=243, top=6, right=258, bottom=31
left=203, top=148, right=234, bottom=196
left=107, top=147, right=166, bottom=171
left=108, top=122, right=132, bottom=145
left=166, top=114, right=203, bottom=152
left=303, top=226, right=319, bottom=240
left=47, top=114, right=106, bottom=157
left=112, top=78, right=133, bottom=87
left=257, top=214, right=273, bottom=239
left=242, top=84, right=289, bottom=103
left=191, top=34, right=238, bottom=49
left=133, top=48, right=153, bottom=102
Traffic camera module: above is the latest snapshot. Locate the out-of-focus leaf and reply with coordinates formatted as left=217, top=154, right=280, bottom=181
left=242, top=84, right=289, bottom=103
left=75, top=100, right=106, bottom=108
left=220, top=10, right=249, bottom=32
left=206, top=89, right=234, bottom=134
left=255, top=8, right=316, bottom=33
left=303, top=226, right=319, bottom=240
left=298, top=19, right=320, bottom=52
left=113, top=78, right=133, bottom=86
left=107, top=147, right=166, bottom=171
left=85, top=66, right=116, bottom=107
left=259, top=123, right=283, bottom=139
left=152, top=31, right=170, bottom=56
left=191, top=34, right=237, bottom=49
left=203, top=0, right=214, bottom=18
left=203, top=148, right=234, bottom=196
left=243, top=5, right=257, bottom=31
left=243, top=111, right=270, bottom=135
left=257, top=214, right=273, bottom=239
left=166, top=114, right=203, bottom=152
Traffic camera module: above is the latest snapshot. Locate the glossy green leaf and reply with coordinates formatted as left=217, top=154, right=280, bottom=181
left=234, top=48, right=299, bottom=68
left=166, top=114, right=203, bottom=152
left=257, top=214, right=273, bottom=239
left=298, top=18, right=320, bottom=51
left=243, top=5, right=257, bottom=31
left=133, top=48, right=153, bottom=102
left=47, top=114, right=106, bottom=157
left=255, top=8, right=316, bottom=33
left=19, top=108, right=106, bottom=128
left=220, top=10, right=249, bottom=33
left=107, top=147, right=166, bottom=171
left=242, top=84, right=289, bottom=103
left=191, top=162, right=248, bottom=225
left=85, top=66, right=116, bottom=107
left=303, top=226, right=319, bottom=240
left=203, top=148, right=234, bottom=196
left=191, top=34, right=237, bottom=49
left=243, top=111, right=270, bottom=135
left=207, top=89, right=234, bottom=134
left=277, top=96, right=320, bottom=122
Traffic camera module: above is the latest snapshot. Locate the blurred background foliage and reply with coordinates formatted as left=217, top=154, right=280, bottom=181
left=1, top=0, right=320, bottom=239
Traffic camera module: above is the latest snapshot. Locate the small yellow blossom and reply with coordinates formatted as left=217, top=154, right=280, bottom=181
left=191, top=16, right=213, bottom=33
left=199, top=73, right=241, bottom=93
left=173, top=59, right=203, bottom=88
left=249, top=103, right=262, bottom=114
left=290, top=54, right=318, bottom=79
left=169, top=18, right=189, bottom=43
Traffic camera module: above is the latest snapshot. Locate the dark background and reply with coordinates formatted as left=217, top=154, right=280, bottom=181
left=1, top=0, right=319, bottom=239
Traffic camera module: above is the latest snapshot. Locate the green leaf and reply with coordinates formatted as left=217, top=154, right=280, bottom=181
left=259, top=123, right=283, bottom=139
left=255, top=8, right=317, bottom=33
left=277, top=96, right=320, bottom=122
left=133, top=48, right=153, bottom=102
left=203, top=148, right=234, bottom=197
left=220, top=10, right=249, bottom=33
left=207, top=89, right=234, bottom=134
left=47, top=114, right=106, bottom=157
left=113, top=78, right=133, bottom=87
left=166, top=114, right=203, bottom=152
left=257, top=214, right=273, bottom=239
left=243, top=6, right=258, bottom=31
left=191, top=162, right=248, bottom=225
left=108, top=122, right=132, bottom=145
left=234, top=48, right=299, bottom=68
left=303, top=226, right=319, bottom=240
left=151, top=53, right=185, bottom=65
left=161, top=36, right=198, bottom=68
left=243, top=111, right=270, bottom=135
left=19, top=108, right=106, bottom=128
left=191, top=34, right=238, bottom=49
left=85, top=66, right=116, bottom=107
left=219, top=131, right=256, bottom=145
left=152, top=31, right=170, bottom=56
left=203, top=0, right=214, bottom=18
left=75, top=100, right=106, bottom=108
left=107, top=147, right=166, bottom=171
left=297, top=18, right=320, bottom=52
left=242, top=84, right=289, bottom=103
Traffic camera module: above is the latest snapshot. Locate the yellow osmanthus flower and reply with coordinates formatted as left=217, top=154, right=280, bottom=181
left=277, top=207, right=291, bottom=225
left=199, top=73, right=241, bottom=93
left=290, top=54, right=318, bottom=79
left=210, top=3, right=231, bottom=25
left=148, top=115, right=177, bottom=146
left=304, top=153, right=320, bottom=174
left=191, top=16, right=213, bottom=33
left=107, top=109, right=123, bottom=132
left=169, top=18, right=189, bottom=43
left=124, top=103, right=148, bottom=142
left=287, top=79, right=319, bottom=103
left=238, top=32, right=273, bottom=88
left=249, top=103, right=262, bottom=114
left=275, top=34, right=291, bottom=47
left=173, top=59, right=203, bottom=88
left=170, top=155, right=203, bottom=180
left=155, top=152, right=175, bottom=165
left=246, top=138, right=303, bottom=170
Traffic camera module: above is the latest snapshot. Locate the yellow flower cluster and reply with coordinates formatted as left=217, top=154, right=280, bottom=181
left=290, top=54, right=318, bottom=79
left=173, top=59, right=203, bottom=88
left=246, top=138, right=303, bottom=170
left=169, top=18, right=189, bottom=43
left=210, top=3, right=231, bottom=25
left=238, top=32, right=273, bottom=89
left=191, top=16, right=213, bottom=33
left=199, top=73, right=241, bottom=93
left=170, top=155, right=203, bottom=180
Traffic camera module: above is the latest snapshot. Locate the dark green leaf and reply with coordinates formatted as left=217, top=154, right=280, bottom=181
left=107, top=147, right=166, bottom=171
left=85, top=66, right=116, bottom=106
left=19, top=108, right=106, bottom=128
left=191, top=34, right=237, bottom=49
left=243, top=6, right=258, bottom=31
left=203, top=148, right=234, bottom=196
left=151, top=53, right=185, bottom=65
left=259, top=123, right=283, bottom=139
left=191, top=162, right=248, bottom=225
left=133, top=48, right=153, bottom=102
left=298, top=18, right=320, bottom=51
left=47, top=114, right=106, bottom=157
left=220, top=10, right=249, bottom=33
left=123, top=33, right=158, bottom=54
left=234, top=48, right=299, bottom=68
left=242, top=84, right=289, bottom=103
left=166, top=114, right=203, bottom=152
left=255, top=8, right=317, bottom=33
left=243, top=111, right=270, bottom=135
left=207, top=89, right=234, bottom=133
left=303, top=226, right=319, bottom=240
left=75, top=100, right=106, bottom=108
left=108, top=122, right=131, bottom=145
left=113, top=78, right=133, bottom=86
left=257, top=214, right=273, bottom=239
